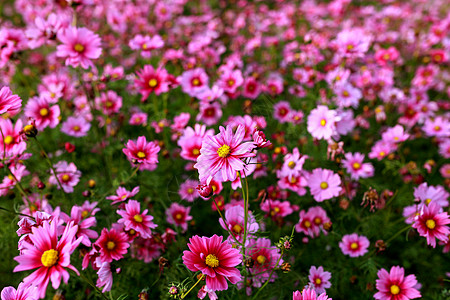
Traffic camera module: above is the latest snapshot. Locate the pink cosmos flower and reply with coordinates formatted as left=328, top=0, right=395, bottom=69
left=412, top=202, right=450, bottom=248
left=368, top=141, right=396, bottom=161
left=197, top=101, right=223, bottom=126
left=95, top=90, right=122, bottom=115
left=180, top=68, right=209, bottom=97
left=242, top=77, right=261, bottom=99
left=1, top=282, right=38, bottom=300
left=279, top=147, right=308, bottom=179
left=339, top=233, right=370, bottom=257
left=296, top=207, right=331, bottom=238
left=423, top=116, right=450, bottom=138
left=117, top=200, right=157, bottom=239
left=334, top=83, right=361, bottom=108
left=308, top=168, right=342, bottom=202
left=106, top=186, right=140, bottom=205
left=129, top=34, right=164, bottom=58
left=60, top=116, right=91, bottom=137
left=95, top=228, right=130, bottom=263
left=13, top=220, right=82, bottom=299
left=131, top=237, right=163, bottom=263
left=218, top=68, right=243, bottom=93
left=49, top=161, right=81, bottom=193
left=24, top=96, right=60, bottom=131
left=293, top=287, right=332, bottom=300
left=0, top=86, right=22, bottom=115
left=374, top=266, right=421, bottom=300
left=307, top=106, right=338, bottom=140
left=122, top=136, right=160, bottom=167
left=182, top=235, right=242, bottom=291
left=381, top=125, right=409, bottom=144
left=179, top=179, right=200, bottom=202
left=341, top=152, right=374, bottom=180
left=129, top=111, right=148, bottom=126
left=261, top=199, right=294, bottom=220
left=246, top=237, right=282, bottom=287
left=308, top=266, right=332, bottom=294
left=194, top=124, right=255, bottom=184
left=273, top=101, right=292, bottom=124
left=95, top=260, right=114, bottom=293
left=413, top=182, right=449, bottom=208
left=56, top=26, right=102, bottom=69
left=166, top=202, right=192, bottom=232
left=178, top=124, right=214, bottom=162
left=61, top=206, right=98, bottom=247
left=219, top=205, right=259, bottom=243
left=135, top=65, right=170, bottom=100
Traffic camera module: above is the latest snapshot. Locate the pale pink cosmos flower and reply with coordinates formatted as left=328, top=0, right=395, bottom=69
left=182, top=235, right=242, bottom=291
left=24, top=96, right=60, bottom=131
left=339, top=233, right=370, bottom=257
left=374, top=266, right=421, bottom=300
left=179, top=179, right=200, bottom=202
left=279, top=147, right=308, bottom=179
left=307, top=106, right=338, bottom=140
left=129, top=34, right=164, bottom=58
left=368, top=141, right=396, bottom=161
left=0, top=164, right=29, bottom=196
left=293, top=287, right=332, bottom=300
left=129, top=111, right=148, bottom=126
left=412, top=202, right=450, bottom=248
left=341, top=152, right=374, bottom=180
left=122, top=136, right=160, bottom=167
left=60, top=116, right=91, bottom=137
left=106, top=186, right=140, bottom=205
left=381, top=125, right=409, bottom=144
left=56, top=26, right=102, bottom=69
left=180, top=68, right=209, bottom=97
left=166, top=202, right=192, bottom=232
left=95, top=260, right=114, bottom=293
left=334, top=83, right=361, bottom=108
left=117, top=200, right=157, bottom=239
left=413, top=182, right=449, bottom=208
left=0, top=86, right=22, bottom=115
left=308, top=168, right=342, bottom=202
left=308, top=266, right=332, bottom=294
left=219, top=205, right=259, bottom=244
left=60, top=206, right=98, bottom=247
left=194, top=124, right=255, bottom=184
left=218, top=68, right=243, bottom=93
left=423, top=116, right=450, bottom=138
left=1, top=282, right=38, bottom=300
left=49, top=161, right=81, bottom=193
left=13, top=220, right=83, bottom=299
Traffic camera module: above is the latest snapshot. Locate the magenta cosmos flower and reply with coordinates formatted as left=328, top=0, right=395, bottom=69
left=48, top=161, right=81, bottom=193
left=1, top=282, right=38, bottom=300
left=13, top=220, right=82, bottom=299
left=56, top=26, right=102, bottom=69
left=60, top=116, right=91, bottom=137
left=182, top=235, right=242, bottom=291
left=374, top=266, right=421, bottom=300
left=165, top=202, right=192, bottom=232
left=341, top=152, right=374, bottom=180
left=412, top=202, right=450, bottom=248
left=0, top=86, right=22, bottom=115
left=308, top=168, right=342, bottom=202
left=194, top=124, right=255, bottom=184
left=95, top=228, right=130, bottom=263
left=123, top=136, right=160, bottom=166
left=134, top=65, right=170, bottom=100
left=339, top=233, right=370, bottom=257
left=117, top=200, right=157, bottom=239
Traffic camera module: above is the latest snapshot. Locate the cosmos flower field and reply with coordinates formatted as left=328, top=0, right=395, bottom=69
left=0, top=0, right=449, bottom=299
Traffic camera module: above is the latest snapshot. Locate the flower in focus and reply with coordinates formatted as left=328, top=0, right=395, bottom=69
left=374, top=266, right=421, bottom=300
left=123, top=136, right=160, bottom=168
left=182, top=235, right=242, bottom=291
left=411, top=202, right=450, bottom=248
left=308, top=168, right=342, bottom=202
left=339, top=233, right=370, bottom=257
left=307, top=105, right=338, bottom=140
left=117, top=200, right=157, bottom=239
left=95, top=228, right=130, bottom=263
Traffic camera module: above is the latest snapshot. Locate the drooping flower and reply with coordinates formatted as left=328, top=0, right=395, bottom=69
left=117, top=200, right=157, bottom=239
left=339, top=233, right=370, bottom=257
left=194, top=124, right=255, bottom=184
left=56, top=26, right=102, bottom=69
left=374, top=266, right=421, bottom=300
left=13, top=220, right=82, bottom=299
left=182, top=235, right=242, bottom=291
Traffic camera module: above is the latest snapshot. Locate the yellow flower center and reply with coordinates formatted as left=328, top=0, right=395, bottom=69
left=137, top=151, right=146, bottom=158
left=4, top=135, right=13, bottom=145
left=134, top=214, right=143, bottom=223
left=142, top=43, right=148, bottom=50
left=40, top=108, right=49, bottom=117
left=41, top=249, right=58, bottom=267
left=227, top=79, right=235, bottom=87
left=347, top=44, right=354, bottom=50
left=74, top=43, right=84, bottom=52
left=106, top=241, right=115, bottom=250
left=217, top=144, right=231, bottom=158
left=192, top=78, right=200, bottom=86
left=192, top=148, right=200, bottom=156
left=434, top=125, right=441, bottom=131
left=426, top=219, right=436, bottom=229
left=61, top=174, right=70, bottom=182
left=425, top=198, right=432, bottom=205
left=342, top=90, right=350, bottom=97
left=320, top=182, right=328, bottom=189
left=314, top=217, right=322, bottom=225
left=187, top=188, right=194, bottom=194
left=320, top=119, right=326, bottom=126
left=288, top=161, right=296, bottom=169
left=81, top=210, right=89, bottom=218
left=205, top=254, right=219, bottom=268
left=350, top=242, right=358, bottom=250
left=106, top=101, right=113, bottom=108
left=315, top=278, right=322, bottom=285
left=290, top=176, right=297, bottom=184
left=148, top=79, right=158, bottom=87
left=233, top=224, right=242, bottom=234
left=379, top=151, right=385, bottom=157
left=256, top=255, right=266, bottom=264
left=175, top=213, right=183, bottom=220
left=352, top=162, right=361, bottom=170
left=304, top=220, right=311, bottom=228
left=73, top=125, right=80, bottom=132
left=390, top=284, right=400, bottom=295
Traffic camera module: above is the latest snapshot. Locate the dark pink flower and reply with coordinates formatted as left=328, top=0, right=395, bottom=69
left=117, top=200, right=157, bottom=239
left=374, top=266, right=421, bottom=300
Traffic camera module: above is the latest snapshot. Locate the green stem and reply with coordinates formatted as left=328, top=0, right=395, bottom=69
left=78, top=271, right=109, bottom=300
left=98, top=166, right=140, bottom=204
left=213, top=197, right=243, bottom=247
left=0, top=206, right=35, bottom=219
left=6, top=166, right=32, bottom=204
left=181, top=274, right=204, bottom=299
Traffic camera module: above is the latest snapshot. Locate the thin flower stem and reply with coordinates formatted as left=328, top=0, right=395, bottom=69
left=78, top=271, right=109, bottom=300
left=0, top=206, right=35, bottom=219
left=181, top=274, right=204, bottom=299
left=251, top=249, right=284, bottom=300
left=32, top=137, right=68, bottom=200
left=0, top=126, right=7, bottom=161
left=213, top=197, right=243, bottom=247
left=6, top=165, right=32, bottom=204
